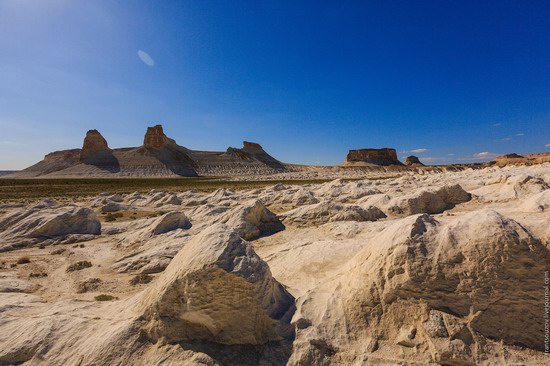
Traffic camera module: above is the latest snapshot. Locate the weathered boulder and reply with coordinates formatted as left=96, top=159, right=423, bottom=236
left=0, top=204, right=101, bottom=250
left=520, top=189, right=550, bottom=212
left=282, top=201, right=386, bottom=226
left=472, top=174, right=549, bottom=202
left=138, top=223, right=295, bottom=345
left=151, top=211, right=191, bottom=235
left=362, top=184, right=471, bottom=217
left=221, top=200, right=285, bottom=240
left=291, top=210, right=550, bottom=364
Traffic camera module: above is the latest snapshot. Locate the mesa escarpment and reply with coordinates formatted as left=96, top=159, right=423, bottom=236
left=142, top=124, right=176, bottom=149
left=344, top=148, right=403, bottom=166
left=8, top=125, right=288, bottom=178
left=5, top=126, right=550, bottom=179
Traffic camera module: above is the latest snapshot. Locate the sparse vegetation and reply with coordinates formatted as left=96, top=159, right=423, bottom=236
left=104, top=212, right=124, bottom=222
left=129, top=274, right=153, bottom=285
left=0, top=177, right=337, bottom=203
left=66, top=261, right=92, bottom=272
left=94, top=294, right=118, bottom=301
left=17, top=256, right=31, bottom=264
left=29, top=272, right=48, bottom=278
left=51, top=248, right=66, bottom=255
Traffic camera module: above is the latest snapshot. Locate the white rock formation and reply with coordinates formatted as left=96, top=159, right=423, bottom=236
left=0, top=204, right=100, bottom=250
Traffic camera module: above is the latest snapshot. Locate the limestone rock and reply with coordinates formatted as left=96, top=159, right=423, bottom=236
left=282, top=201, right=386, bottom=226
left=403, top=155, right=424, bottom=166
left=222, top=200, right=285, bottom=240
left=371, top=184, right=471, bottom=217
left=80, top=129, right=110, bottom=161
left=143, top=125, right=176, bottom=149
left=345, top=148, right=402, bottom=166
left=138, top=223, right=295, bottom=345
left=151, top=211, right=191, bottom=235
left=472, top=174, right=549, bottom=202
left=100, top=201, right=129, bottom=213
left=519, top=189, right=550, bottom=212
left=301, top=209, right=549, bottom=360
left=0, top=204, right=100, bottom=250
left=423, top=310, right=449, bottom=338
left=242, top=141, right=264, bottom=152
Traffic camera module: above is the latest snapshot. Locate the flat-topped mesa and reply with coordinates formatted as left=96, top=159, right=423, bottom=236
left=403, top=155, right=425, bottom=166
left=346, top=148, right=402, bottom=166
left=143, top=124, right=176, bottom=149
left=242, top=141, right=264, bottom=152
left=80, top=129, right=110, bottom=161
left=496, top=153, right=525, bottom=160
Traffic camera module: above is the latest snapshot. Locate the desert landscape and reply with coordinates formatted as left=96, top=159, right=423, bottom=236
left=2, top=1, right=550, bottom=365
left=0, top=125, right=549, bottom=365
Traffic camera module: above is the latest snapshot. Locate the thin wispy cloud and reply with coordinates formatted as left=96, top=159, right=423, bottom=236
left=137, top=50, right=154, bottom=67
left=421, top=156, right=449, bottom=163
left=545, top=143, right=550, bottom=147
left=501, top=137, right=512, bottom=142
left=472, top=151, right=498, bottom=159
left=516, top=133, right=524, bottom=137
left=455, top=151, right=499, bottom=162
left=402, top=148, right=428, bottom=154
left=492, top=123, right=502, bottom=127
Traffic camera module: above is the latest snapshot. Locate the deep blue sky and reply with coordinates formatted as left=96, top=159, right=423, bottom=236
left=1, top=0, right=549, bottom=169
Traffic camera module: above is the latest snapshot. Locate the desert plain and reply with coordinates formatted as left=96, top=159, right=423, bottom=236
left=0, top=127, right=549, bottom=365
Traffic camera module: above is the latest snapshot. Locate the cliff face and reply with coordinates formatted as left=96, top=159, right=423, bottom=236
left=12, top=127, right=289, bottom=177
left=143, top=125, right=176, bottom=149
left=404, top=155, right=425, bottom=166
left=346, top=148, right=402, bottom=166
left=80, top=130, right=110, bottom=161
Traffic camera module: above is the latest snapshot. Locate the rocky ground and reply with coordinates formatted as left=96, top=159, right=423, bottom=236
left=0, top=164, right=549, bottom=365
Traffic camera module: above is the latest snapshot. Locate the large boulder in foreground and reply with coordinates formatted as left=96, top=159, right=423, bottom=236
left=138, top=223, right=295, bottom=345
left=292, top=210, right=549, bottom=364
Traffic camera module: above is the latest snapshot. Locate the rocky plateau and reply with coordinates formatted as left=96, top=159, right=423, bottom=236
left=0, top=161, right=549, bottom=365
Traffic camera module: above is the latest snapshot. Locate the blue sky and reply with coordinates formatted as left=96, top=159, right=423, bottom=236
left=1, top=0, right=549, bottom=169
